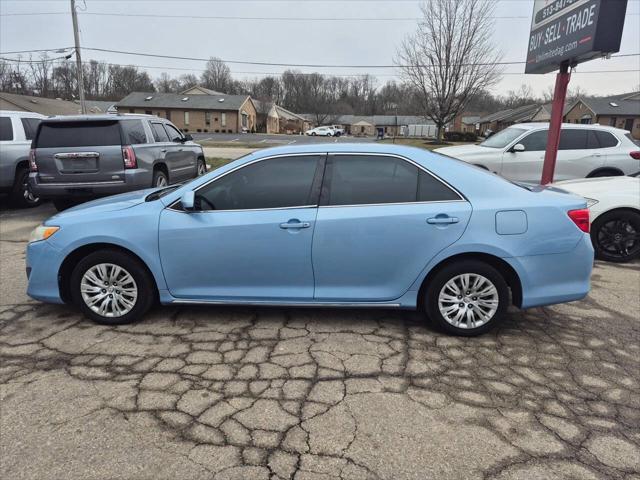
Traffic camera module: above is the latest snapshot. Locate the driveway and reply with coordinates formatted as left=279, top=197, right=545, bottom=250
left=1, top=203, right=639, bottom=480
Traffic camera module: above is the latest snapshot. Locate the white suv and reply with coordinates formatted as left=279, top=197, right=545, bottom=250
left=0, top=110, right=45, bottom=207
left=436, top=123, right=640, bottom=183
left=305, top=126, right=335, bottom=137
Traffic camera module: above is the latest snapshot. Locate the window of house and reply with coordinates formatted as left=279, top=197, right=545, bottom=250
left=609, top=117, right=617, bottom=127
left=559, top=130, right=588, bottom=150
left=0, top=117, right=13, bottom=141
left=195, top=155, right=321, bottom=211
left=151, top=122, right=170, bottom=142
left=20, top=118, right=41, bottom=140
left=221, top=113, right=226, bottom=127
left=121, top=119, right=148, bottom=144
left=145, top=110, right=152, bottom=115
left=324, top=155, right=458, bottom=206
left=205, top=112, right=211, bottom=125
left=184, top=111, right=190, bottom=125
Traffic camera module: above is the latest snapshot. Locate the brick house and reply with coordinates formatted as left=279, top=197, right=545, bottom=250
left=116, top=91, right=257, bottom=133
left=564, top=92, right=640, bottom=139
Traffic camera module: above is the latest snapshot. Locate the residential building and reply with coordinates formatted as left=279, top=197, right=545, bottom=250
left=564, top=92, right=640, bottom=139
left=477, top=104, right=541, bottom=135
left=116, top=91, right=257, bottom=133
left=302, top=114, right=433, bottom=137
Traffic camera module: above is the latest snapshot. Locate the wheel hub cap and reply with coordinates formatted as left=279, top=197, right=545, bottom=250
left=81, top=263, right=138, bottom=318
left=438, top=273, right=499, bottom=329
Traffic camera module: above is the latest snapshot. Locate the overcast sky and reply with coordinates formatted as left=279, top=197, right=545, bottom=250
left=1, top=0, right=639, bottom=98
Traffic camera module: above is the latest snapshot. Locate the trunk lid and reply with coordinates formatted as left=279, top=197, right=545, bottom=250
left=33, top=120, right=125, bottom=184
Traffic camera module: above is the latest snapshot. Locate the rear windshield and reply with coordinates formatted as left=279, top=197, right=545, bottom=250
left=36, top=121, right=121, bottom=148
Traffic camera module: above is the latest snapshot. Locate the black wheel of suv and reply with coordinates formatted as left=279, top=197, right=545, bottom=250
left=152, top=169, right=168, bottom=187
left=70, top=249, right=155, bottom=325
left=9, top=167, right=40, bottom=208
left=197, top=159, right=207, bottom=176
left=591, top=209, right=640, bottom=263
left=424, top=260, right=509, bottom=337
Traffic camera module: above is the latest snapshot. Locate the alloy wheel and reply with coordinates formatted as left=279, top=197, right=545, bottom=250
left=21, top=172, right=40, bottom=205
left=80, top=263, right=138, bottom=318
left=156, top=175, right=168, bottom=187
left=438, top=273, right=499, bottom=329
left=597, top=219, right=640, bottom=261
left=197, top=162, right=206, bottom=176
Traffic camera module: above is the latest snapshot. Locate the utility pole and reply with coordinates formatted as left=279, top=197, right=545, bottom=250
left=70, top=0, right=86, bottom=114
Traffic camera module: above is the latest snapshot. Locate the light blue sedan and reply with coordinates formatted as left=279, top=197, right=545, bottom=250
left=26, top=144, right=594, bottom=336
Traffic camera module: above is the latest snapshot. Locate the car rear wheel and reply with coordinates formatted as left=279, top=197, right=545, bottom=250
left=70, top=250, right=154, bottom=325
left=425, top=260, right=509, bottom=336
left=591, top=210, right=640, bottom=263
left=9, top=167, right=40, bottom=208
left=153, top=170, right=168, bottom=187
left=197, top=159, right=207, bottom=176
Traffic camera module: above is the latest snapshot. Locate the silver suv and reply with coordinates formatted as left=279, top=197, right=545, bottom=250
left=0, top=110, right=45, bottom=208
left=29, top=114, right=206, bottom=210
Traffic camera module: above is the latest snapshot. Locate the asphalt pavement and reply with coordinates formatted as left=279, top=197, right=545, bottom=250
left=1, top=202, right=639, bottom=480
left=191, top=132, right=376, bottom=145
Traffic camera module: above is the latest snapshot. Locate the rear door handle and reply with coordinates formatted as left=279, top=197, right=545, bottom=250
left=427, top=215, right=459, bottom=225
left=280, top=220, right=311, bottom=229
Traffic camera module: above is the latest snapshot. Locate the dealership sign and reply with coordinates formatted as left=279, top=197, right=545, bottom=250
left=525, top=0, right=628, bottom=74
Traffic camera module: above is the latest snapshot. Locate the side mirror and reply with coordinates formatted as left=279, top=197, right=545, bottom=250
left=183, top=133, right=193, bottom=142
left=180, top=191, right=195, bottom=211
left=512, top=143, right=525, bottom=153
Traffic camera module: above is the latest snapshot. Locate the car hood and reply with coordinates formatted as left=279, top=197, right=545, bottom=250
left=46, top=188, right=158, bottom=222
left=434, top=144, right=497, bottom=160
left=554, top=176, right=640, bottom=198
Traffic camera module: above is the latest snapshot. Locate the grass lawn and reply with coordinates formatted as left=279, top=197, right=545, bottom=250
left=206, top=157, right=235, bottom=170
left=200, top=141, right=268, bottom=149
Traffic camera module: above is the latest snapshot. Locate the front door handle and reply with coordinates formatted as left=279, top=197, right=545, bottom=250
left=427, top=215, right=459, bottom=225
left=280, top=220, right=311, bottom=229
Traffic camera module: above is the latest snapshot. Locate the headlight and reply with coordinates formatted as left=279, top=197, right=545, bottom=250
left=585, top=198, right=599, bottom=208
left=29, top=225, right=59, bottom=243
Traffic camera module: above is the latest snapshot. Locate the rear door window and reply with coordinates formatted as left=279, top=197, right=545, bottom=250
left=559, top=130, right=588, bottom=150
left=595, top=131, right=619, bottom=148
left=120, top=120, right=148, bottom=144
left=151, top=122, right=170, bottom=142
left=20, top=118, right=41, bottom=140
left=36, top=121, right=121, bottom=148
left=0, top=117, right=13, bottom=141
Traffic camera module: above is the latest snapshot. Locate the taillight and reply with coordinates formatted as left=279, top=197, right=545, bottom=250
left=568, top=208, right=590, bottom=233
left=29, top=148, right=37, bottom=172
left=122, top=145, right=137, bottom=169
left=630, top=151, right=640, bottom=160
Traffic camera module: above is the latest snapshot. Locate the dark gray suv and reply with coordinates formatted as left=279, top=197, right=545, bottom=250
left=29, top=114, right=206, bottom=210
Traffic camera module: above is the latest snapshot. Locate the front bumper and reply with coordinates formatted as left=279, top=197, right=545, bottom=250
left=29, top=171, right=150, bottom=199
left=507, top=234, right=595, bottom=309
left=26, top=240, right=65, bottom=304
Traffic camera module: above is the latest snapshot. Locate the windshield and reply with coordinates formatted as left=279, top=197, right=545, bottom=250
left=480, top=128, right=526, bottom=148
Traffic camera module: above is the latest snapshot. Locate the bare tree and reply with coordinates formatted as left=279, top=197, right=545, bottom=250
left=397, top=0, right=503, bottom=141
left=201, top=57, right=234, bottom=94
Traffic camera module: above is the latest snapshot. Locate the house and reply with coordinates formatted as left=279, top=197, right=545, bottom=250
left=116, top=91, right=257, bottom=133
left=181, top=86, right=225, bottom=96
left=0, top=92, right=83, bottom=116
left=477, top=104, right=541, bottom=135
left=301, top=114, right=433, bottom=137
left=564, top=92, right=640, bottom=139
left=449, top=112, right=484, bottom=133
left=351, top=119, right=376, bottom=136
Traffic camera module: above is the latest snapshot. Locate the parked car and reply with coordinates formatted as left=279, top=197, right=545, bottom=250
left=26, top=144, right=594, bottom=336
left=305, top=126, right=335, bottom=137
left=555, top=173, right=640, bottom=263
left=28, top=114, right=206, bottom=211
left=436, top=123, right=640, bottom=184
left=330, top=125, right=345, bottom=137
left=0, top=110, right=45, bottom=207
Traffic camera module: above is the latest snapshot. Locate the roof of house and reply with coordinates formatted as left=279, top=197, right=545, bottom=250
left=273, top=105, right=307, bottom=121
left=575, top=92, right=640, bottom=117
left=116, top=92, right=251, bottom=111
left=478, top=104, right=541, bottom=124
left=181, top=86, right=225, bottom=95
left=0, top=91, right=82, bottom=116
left=75, top=99, right=118, bottom=113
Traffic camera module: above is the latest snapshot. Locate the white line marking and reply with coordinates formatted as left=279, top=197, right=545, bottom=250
left=288, top=140, right=297, bottom=145
left=230, top=138, right=240, bottom=142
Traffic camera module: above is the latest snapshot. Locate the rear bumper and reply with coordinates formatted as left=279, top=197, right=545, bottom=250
left=26, top=239, right=65, bottom=304
left=29, top=171, right=150, bottom=199
left=507, top=234, right=595, bottom=309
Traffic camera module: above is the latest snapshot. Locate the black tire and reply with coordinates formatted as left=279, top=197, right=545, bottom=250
left=424, top=260, right=509, bottom=336
left=591, top=209, right=640, bottom=263
left=9, top=167, right=40, bottom=208
left=588, top=170, right=623, bottom=178
left=70, top=249, right=155, bottom=325
left=53, top=199, right=79, bottom=212
left=197, top=158, right=207, bottom=176
left=152, top=169, right=168, bottom=188
left=311, top=132, right=317, bottom=136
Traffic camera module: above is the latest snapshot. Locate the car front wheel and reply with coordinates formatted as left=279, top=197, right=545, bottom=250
left=70, top=250, right=155, bottom=325
left=591, top=209, right=640, bottom=263
left=10, top=167, right=40, bottom=208
left=425, top=260, right=509, bottom=336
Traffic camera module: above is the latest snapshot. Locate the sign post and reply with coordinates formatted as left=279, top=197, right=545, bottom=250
left=525, top=0, right=628, bottom=184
